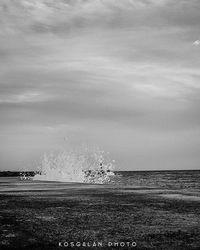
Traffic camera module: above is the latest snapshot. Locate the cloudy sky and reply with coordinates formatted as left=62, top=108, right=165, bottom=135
left=0, top=0, right=200, bottom=171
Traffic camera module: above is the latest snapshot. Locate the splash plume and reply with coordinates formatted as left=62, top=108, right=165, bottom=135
left=33, top=146, right=115, bottom=184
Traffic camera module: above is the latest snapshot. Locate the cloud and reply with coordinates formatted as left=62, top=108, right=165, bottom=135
left=193, top=40, right=200, bottom=46
left=1, top=0, right=199, bottom=37
left=0, top=91, right=52, bottom=104
left=0, top=0, right=200, bottom=170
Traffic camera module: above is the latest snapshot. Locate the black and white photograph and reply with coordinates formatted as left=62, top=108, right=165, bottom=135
left=0, top=0, right=200, bottom=249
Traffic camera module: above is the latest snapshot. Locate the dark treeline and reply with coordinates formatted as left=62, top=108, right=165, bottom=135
left=0, top=171, right=35, bottom=177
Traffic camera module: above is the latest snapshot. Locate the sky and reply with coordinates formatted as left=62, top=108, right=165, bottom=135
left=0, top=0, right=200, bottom=171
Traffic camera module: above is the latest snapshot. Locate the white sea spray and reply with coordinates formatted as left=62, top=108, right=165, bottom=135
left=33, top=146, right=115, bottom=184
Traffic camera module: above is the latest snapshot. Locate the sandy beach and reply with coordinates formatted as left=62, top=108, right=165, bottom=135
left=0, top=177, right=200, bottom=250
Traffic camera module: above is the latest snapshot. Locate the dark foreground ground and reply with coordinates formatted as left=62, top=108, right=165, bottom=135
left=0, top=177, right=200, bottom=250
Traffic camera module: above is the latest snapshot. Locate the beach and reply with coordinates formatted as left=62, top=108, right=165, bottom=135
left=0, top=176, right=200, bottom=250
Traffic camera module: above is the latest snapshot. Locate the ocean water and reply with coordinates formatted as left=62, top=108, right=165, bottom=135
left=4, top=170, right=199, bottom=192
left=114, top=170, right=200, bottom=191
left=14, top=147, right=200, bottom=190
left=1, top=170, right=200, bottom=203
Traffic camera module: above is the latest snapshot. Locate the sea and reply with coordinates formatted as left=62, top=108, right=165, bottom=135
left=115, top=170, right=200, bottom=191
left=1, top=170, right=200, bottom=192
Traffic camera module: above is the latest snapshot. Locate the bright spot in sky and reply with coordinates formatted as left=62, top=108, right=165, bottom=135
left=193, top=40, right=200, bottom=46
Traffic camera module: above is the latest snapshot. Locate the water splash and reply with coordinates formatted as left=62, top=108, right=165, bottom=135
left=33, top=146, right=115, bottom=184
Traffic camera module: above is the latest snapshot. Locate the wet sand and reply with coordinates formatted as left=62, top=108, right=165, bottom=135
left=0, top=177, right=200, bottom=250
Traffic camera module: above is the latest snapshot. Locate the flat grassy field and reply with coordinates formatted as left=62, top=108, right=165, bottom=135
left=0, top=177, right=200, bottom=250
